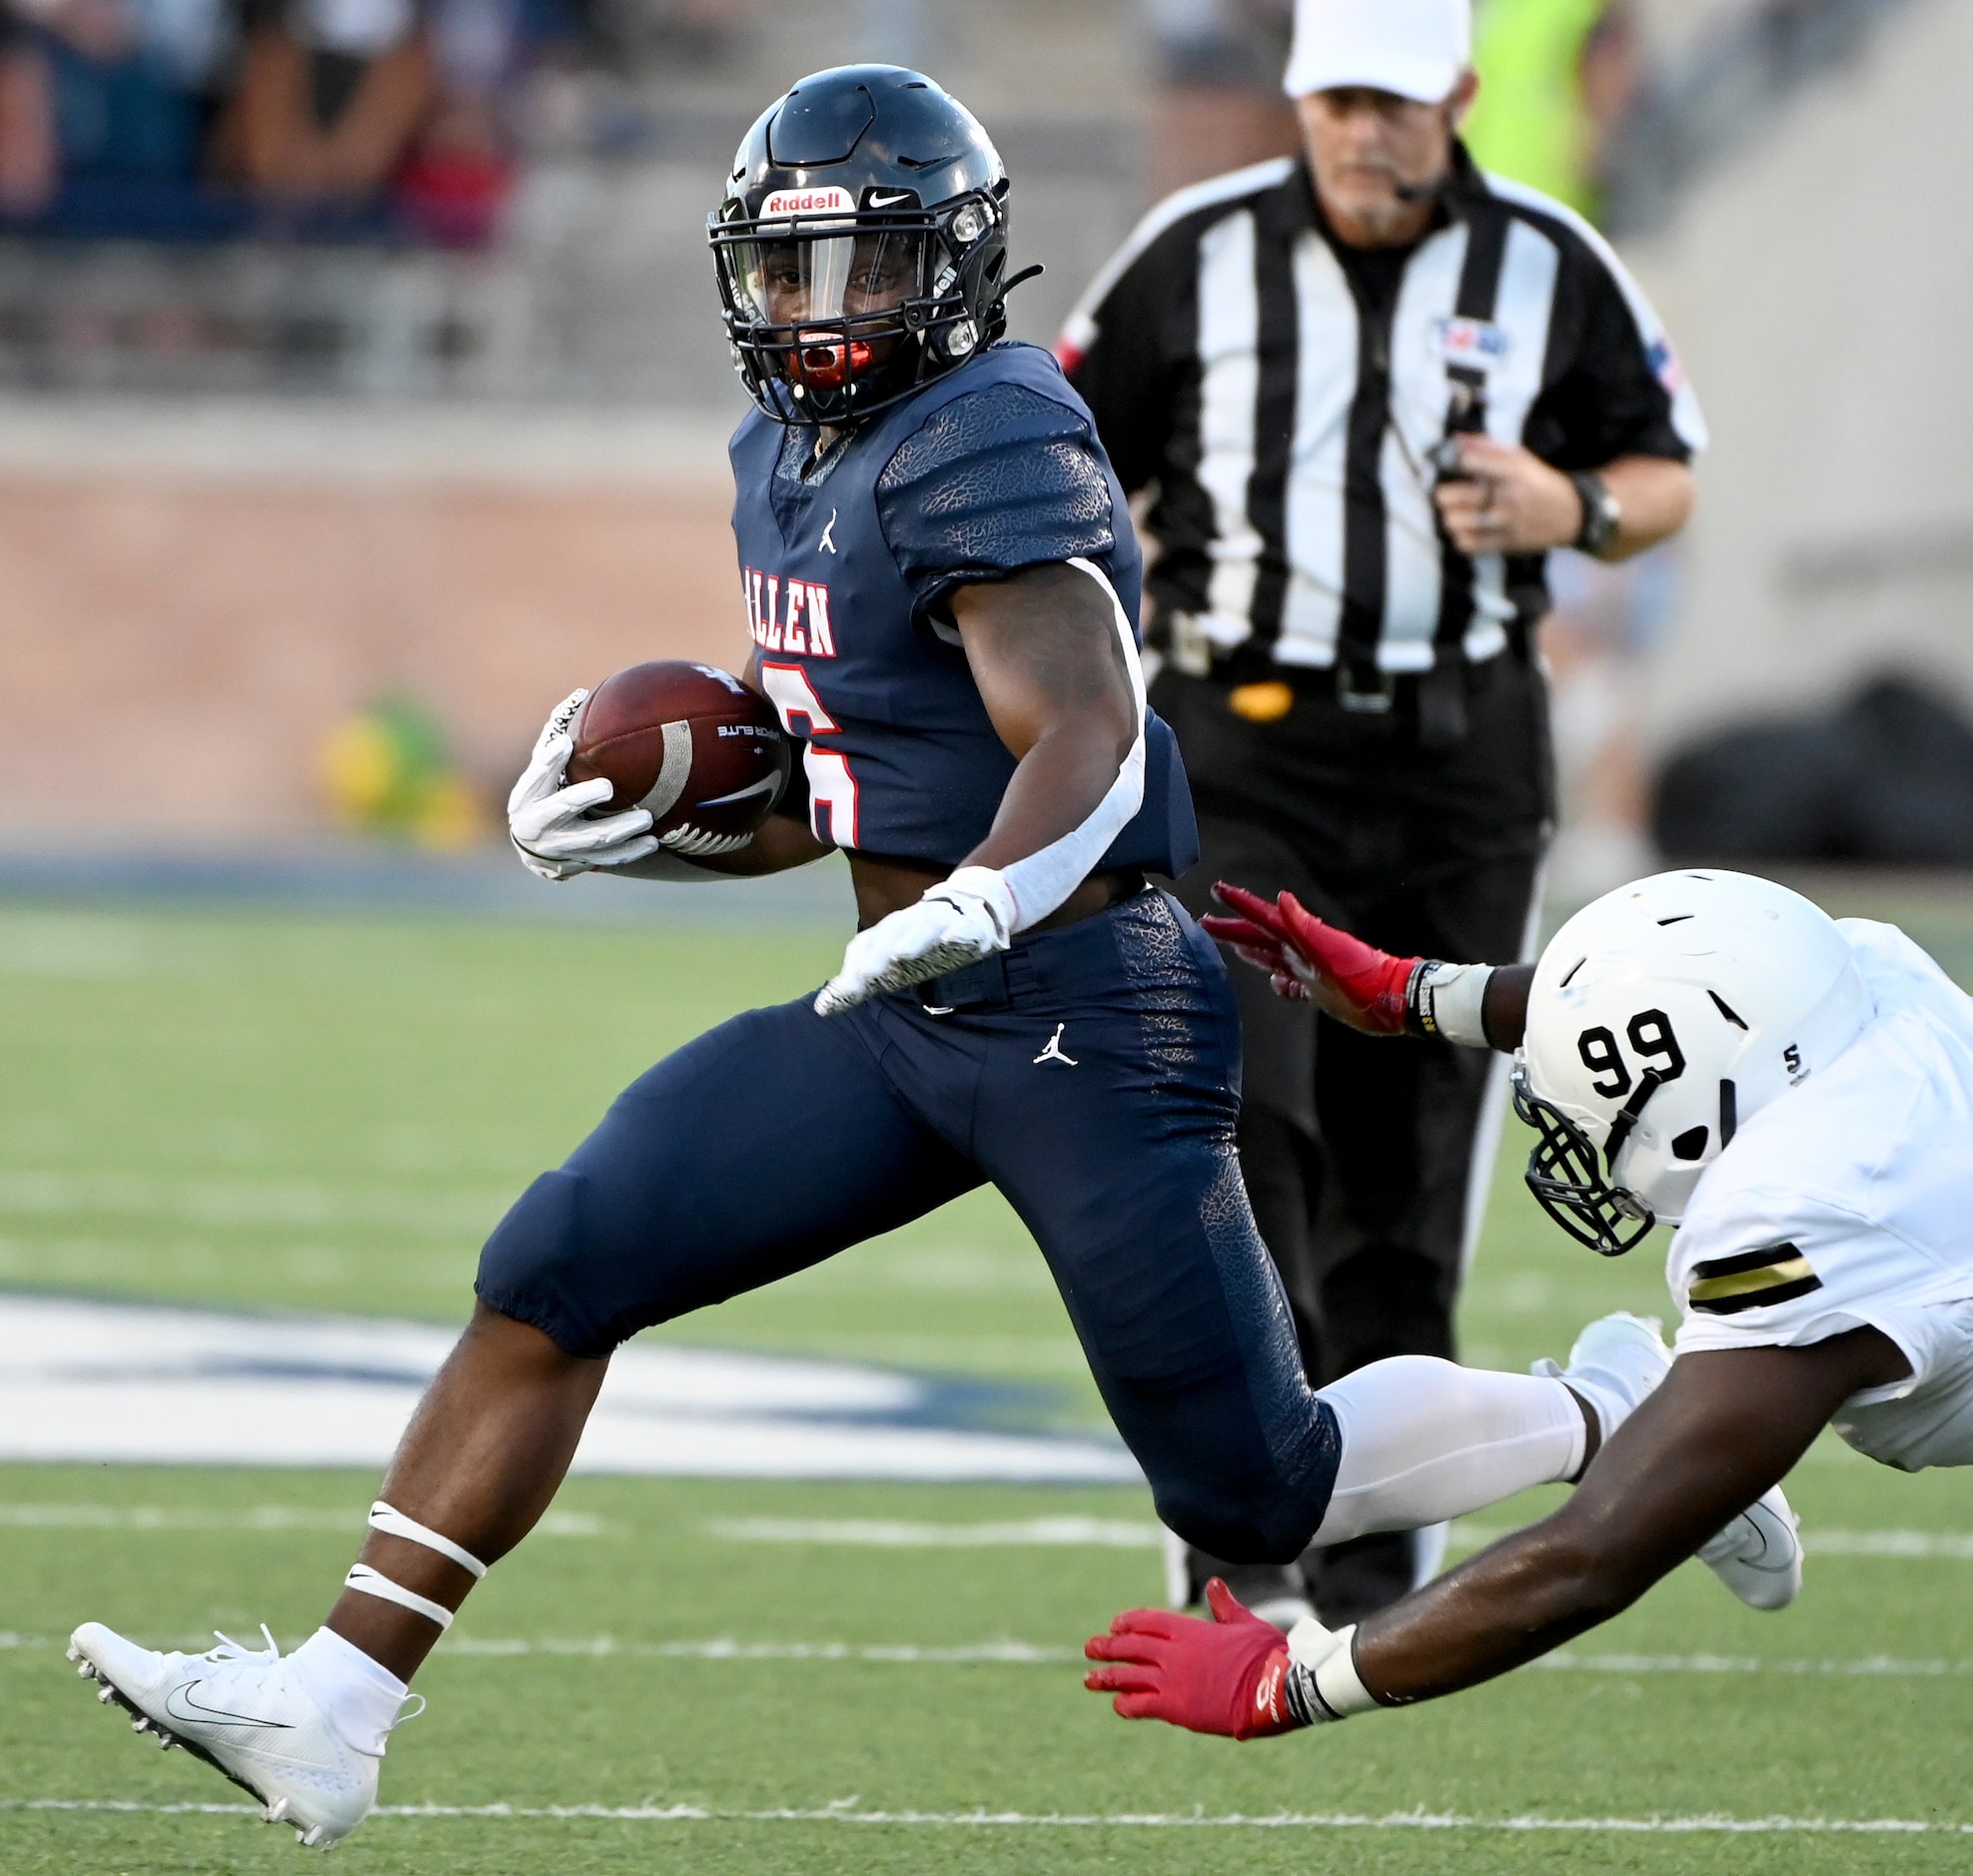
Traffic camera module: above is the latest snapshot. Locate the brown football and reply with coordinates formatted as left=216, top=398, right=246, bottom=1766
left=565, top=661, right=790, bottom=840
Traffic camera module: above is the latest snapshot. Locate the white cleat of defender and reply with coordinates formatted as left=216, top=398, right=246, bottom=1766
left=1536, top=1311, right=1803, bottom=1611
left=67, top=1622, right=387, bottom=1850
left=1695, top=1486, right=1802, bottom=1610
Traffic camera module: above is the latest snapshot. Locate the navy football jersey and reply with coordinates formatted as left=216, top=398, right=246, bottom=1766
left=729, top=341, right=1197, bottom=877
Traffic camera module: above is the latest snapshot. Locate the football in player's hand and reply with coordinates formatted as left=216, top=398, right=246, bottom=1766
left=566, top=661, right=791, bottom=840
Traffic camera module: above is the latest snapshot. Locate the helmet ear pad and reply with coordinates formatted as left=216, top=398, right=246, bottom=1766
left=1517, top=870, right=1874, bottom=1241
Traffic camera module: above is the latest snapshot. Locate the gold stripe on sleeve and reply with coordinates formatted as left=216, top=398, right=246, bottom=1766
left=1688, top=1256, right=1818, bottom=1309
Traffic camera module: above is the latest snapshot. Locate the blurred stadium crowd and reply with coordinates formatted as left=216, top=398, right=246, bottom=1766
left=0, top=0, right=1963, bottom=884
left=0, top=0, right=596, bottom=246
left=0, top=0, right=1686, bottom=252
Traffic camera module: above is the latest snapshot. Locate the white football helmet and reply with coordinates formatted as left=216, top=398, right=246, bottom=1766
left=1513, top=870, right=1873, bottom=1254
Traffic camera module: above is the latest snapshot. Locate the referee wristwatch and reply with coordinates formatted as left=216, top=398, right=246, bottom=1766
left=1568, top=470, right=1622, bottom=554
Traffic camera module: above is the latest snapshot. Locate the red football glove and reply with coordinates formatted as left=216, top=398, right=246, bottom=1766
left=1083, top=1577, right=1301, bottom=1740
left=1197, top=882, right=1306, bottom=1002
left=1201, top=883, right=1421, bottom=1035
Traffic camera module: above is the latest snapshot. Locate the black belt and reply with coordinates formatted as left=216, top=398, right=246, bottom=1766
left=920, top=950, right=1029, bottom=1012
left=1217, top=646, right=1517, bottom=746
left=916, top=878, right=1156, bottom=1012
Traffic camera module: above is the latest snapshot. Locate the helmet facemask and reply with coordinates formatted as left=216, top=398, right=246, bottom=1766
left=1511, top=1060, right=1662, bottom=1257
left=710, top=189, right=1005, bottom=426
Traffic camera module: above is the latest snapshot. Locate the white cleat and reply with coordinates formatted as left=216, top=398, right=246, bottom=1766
left=1697, top=1488, right=1803, bottom=1611
left=68, top=1622, right=382, bottom=1849
left=1537, top=1311, right=1804, bottom=1611
left=1533, top=1310, right=1671, bottom=1442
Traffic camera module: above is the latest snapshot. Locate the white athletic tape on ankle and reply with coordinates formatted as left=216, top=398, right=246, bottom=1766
left=344, top=1563, right=455, bottom=1630
left=1413, top=962, right=1492, bottom=1048
left=369, top=1502, right=488, bottom=1579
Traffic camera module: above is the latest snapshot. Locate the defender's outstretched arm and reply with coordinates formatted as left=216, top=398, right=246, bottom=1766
left=1351, top=1331, right=1899, bottom=1701
left=1203, top=882, right=1534, bottom=1050
left=1086, top=1326, right=1907, bottom=1729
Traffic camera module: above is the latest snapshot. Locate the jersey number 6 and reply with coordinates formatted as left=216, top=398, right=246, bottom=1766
left=757, top=661, right=860, bottom=849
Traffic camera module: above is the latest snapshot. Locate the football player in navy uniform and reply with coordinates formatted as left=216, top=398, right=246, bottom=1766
left=66, top=68, right=1777, bottom=1848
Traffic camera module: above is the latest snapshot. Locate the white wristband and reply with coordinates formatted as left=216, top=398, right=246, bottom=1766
left=1312, top=1625, right=1381, bottom=1716
left=1413, top=961, right=1493, bottom=1048
left=1283, top=1617, right=1381, bottom=1723
left=1285, top=1612, right=1342, bottom=1670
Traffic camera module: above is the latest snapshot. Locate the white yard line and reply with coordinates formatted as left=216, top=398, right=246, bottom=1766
left=708, top=1514, right=1973, bottom=1560
left=0, top=1504, right=606, bottom=1535
left=10, top=1628, right=1973, bottom=1677
left=708, top=1516, right=1161, bottom=1548
left=5, top=1798, right=1971, bottom=1834
left=446, top=1637, right=1078, bottom=1664
left=1460, top=1523, right=1973, bottom=1560
left=0, top=1169, right=502, bottom=1236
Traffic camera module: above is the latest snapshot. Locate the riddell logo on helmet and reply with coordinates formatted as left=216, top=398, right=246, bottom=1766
left=761, top=187, right=856, bottom=217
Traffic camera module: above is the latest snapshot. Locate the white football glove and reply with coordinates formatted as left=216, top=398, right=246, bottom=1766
left=815, top=866, right=1017, bottom=1016
left=506, top=688, right=659, bottom=882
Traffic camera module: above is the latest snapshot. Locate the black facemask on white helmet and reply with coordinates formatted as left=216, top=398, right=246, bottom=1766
left=1513, top=870, right=1874, bottom=1256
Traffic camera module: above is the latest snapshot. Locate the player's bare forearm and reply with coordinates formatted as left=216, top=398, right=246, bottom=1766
left=606, top=812, right=832, bottom=881
left=1596, top=455, right=1693, bottom=560
left=1481, top=963, right=1533, bottom=1048
left=1203, top=887, right=1536, bottom=1047
left=1433, top=440, right=1690, bottom=562
left=1353, top=1332, right=1905, bottom=1703
left=950, top=562, right=1138, bottom=870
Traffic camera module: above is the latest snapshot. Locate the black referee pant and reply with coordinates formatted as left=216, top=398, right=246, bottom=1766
left=1153, top=650, right=1552, bottom=1625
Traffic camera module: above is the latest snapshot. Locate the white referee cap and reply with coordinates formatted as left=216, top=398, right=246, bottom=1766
left=1283, top=0, right=1472, bottom=103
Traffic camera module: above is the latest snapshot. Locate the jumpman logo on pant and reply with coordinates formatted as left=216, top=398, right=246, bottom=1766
left=1033, top=1023, right=1078, bottom=1067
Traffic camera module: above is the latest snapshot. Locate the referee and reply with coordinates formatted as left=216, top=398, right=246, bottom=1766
left=1059, top=0, right=1702, bottom=1627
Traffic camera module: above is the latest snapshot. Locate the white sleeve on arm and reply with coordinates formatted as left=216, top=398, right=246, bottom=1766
left=988, top=555, right=1147, bottom=934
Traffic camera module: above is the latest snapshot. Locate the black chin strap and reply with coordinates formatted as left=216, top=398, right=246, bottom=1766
left=1601, top=1069, right=1663, bottom=1175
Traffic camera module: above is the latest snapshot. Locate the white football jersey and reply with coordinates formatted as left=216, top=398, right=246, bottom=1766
left=1667, top=919, right=1973, bottom=1470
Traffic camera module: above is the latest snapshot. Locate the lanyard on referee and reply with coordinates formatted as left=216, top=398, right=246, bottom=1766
left=1417, top=206, right=1510, bottom=749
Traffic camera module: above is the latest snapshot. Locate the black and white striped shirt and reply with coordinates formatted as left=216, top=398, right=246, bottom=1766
left=1058, top=147, right=1705, bottom=686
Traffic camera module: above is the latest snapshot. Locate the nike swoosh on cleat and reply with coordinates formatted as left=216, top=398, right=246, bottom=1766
left=162, top=1680, right=296, bottom=1730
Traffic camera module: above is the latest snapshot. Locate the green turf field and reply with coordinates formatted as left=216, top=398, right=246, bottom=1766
left=4, top=889, right=1973, bottom=1873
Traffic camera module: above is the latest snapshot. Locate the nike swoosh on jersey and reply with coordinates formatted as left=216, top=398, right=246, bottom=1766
left=163, top=1679, right=297, bottom=1730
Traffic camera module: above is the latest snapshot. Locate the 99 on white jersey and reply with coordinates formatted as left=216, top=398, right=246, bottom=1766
left=1668, top=920, right=1973, bottom=1471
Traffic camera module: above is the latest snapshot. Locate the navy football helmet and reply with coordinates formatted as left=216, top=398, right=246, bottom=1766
left=709, top=65, right=1032, bottom=426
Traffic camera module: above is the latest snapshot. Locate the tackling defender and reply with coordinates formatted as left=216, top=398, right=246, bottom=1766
left=66, top=71, right=1782, bottom=1846
left=1085, top=869, right=1973, bottom=1736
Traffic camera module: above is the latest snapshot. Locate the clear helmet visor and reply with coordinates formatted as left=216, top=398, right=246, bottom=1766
left=726, top=229, right=932, bottom=390
left=731, top=229, right=927, bottom=324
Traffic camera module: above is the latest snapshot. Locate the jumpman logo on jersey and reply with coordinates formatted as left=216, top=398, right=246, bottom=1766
left=1033, top=1023, right=1078, bottom=1067
left=818, top=508, right=838, bottom=553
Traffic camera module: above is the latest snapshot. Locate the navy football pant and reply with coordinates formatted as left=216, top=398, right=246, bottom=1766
left=478, top=890, right=1341, bottom=1563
